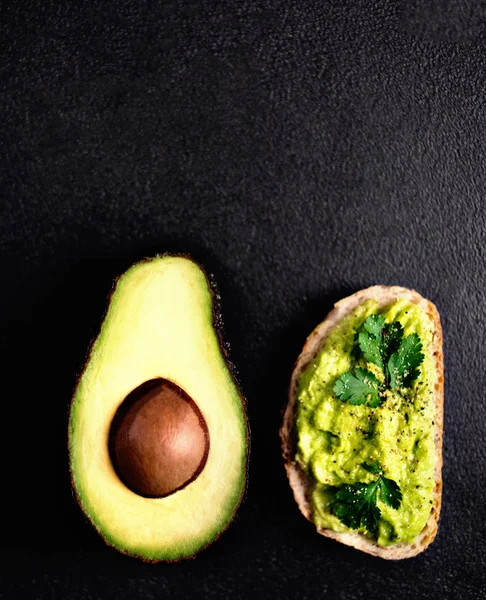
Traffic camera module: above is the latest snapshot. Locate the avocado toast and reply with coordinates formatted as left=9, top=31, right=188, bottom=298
left=280, top=286, right=443, bottom=559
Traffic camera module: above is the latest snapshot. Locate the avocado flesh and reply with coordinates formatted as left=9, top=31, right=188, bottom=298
left=295, top=299, right=436, bottom=545
left=69, top=256, right=248, bottom=561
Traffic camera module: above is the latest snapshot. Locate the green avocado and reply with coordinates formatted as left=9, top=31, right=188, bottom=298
left=69, top=255, right=248, bottom=561
left=295, top=298, right=436, bottom=545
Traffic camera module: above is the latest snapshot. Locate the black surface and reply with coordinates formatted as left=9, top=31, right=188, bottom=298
left=1, top=1, right=486, bottom=598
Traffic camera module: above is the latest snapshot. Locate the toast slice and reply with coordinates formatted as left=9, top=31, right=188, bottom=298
left=280, top=286, right=443, bottom=559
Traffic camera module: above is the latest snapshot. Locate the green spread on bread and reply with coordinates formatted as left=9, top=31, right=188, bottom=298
left=294, top=299, right=436, bottom=546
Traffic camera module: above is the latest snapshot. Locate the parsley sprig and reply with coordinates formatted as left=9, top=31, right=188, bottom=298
left=332, top=368, right=380, bottom=408
left=333, top=314, right=424, bottom=406
left=332, top=462, right=402, bottom=538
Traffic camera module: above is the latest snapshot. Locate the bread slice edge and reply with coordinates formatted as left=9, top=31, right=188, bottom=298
left=280, top=285, right=444, bottom=560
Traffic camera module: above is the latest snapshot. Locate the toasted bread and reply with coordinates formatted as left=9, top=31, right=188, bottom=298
left=280, top=286, right=443, bottom=559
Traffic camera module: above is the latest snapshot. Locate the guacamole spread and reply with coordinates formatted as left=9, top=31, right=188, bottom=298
left=295, top=299, right=436, bottom=545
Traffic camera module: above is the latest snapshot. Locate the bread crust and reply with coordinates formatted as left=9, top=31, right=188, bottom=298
left=280, top=286, right=443, bottom=559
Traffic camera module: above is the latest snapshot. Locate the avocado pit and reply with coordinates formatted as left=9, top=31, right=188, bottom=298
left=109, top=378, right=210, bottom=498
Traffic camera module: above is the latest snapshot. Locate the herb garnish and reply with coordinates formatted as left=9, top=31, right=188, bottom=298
left=332, top=368, right=380, bottom=408
left=332, top=462, right=402, bottom=538
left=333, top=314, right=424, bottom=406
left=388, top=333, right=424, bottom=389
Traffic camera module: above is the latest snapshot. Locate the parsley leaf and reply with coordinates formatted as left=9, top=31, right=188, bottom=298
left=362, top=314, right=386, bottom=338
left=334, top=481, right=381, bottom=537
left=332, top=467, right=402, bottom=538
left=359, top=316, right=404, bottom=374
left=358, top=315, right=385, bottom=368
left=379, top=476, right=402, bottom=509
left=363, top=461, right=382, bottom=475
left=381, top=321, right=403, bottom=364
left=333, top=368, right=380, bottom=407
left=358, top=331, right=383, bottom=369
left=387, top=333, right=424, bottom=388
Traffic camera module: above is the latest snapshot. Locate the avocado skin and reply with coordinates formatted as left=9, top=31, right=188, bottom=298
left=68, top=254, right=250, bottom=562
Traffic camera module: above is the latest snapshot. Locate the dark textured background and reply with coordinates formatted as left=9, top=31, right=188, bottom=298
left=1, top=0, right=486, bottom=598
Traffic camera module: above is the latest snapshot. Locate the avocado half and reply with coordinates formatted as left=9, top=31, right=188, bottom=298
left=68, top=255, right=249, bottom=561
